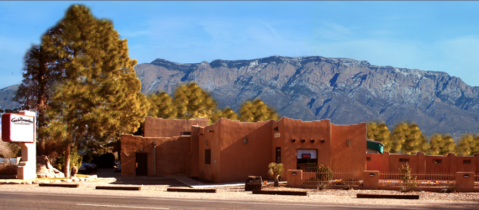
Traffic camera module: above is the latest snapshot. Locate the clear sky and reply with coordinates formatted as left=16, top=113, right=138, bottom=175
left=1, top=1, right=479, bottom=89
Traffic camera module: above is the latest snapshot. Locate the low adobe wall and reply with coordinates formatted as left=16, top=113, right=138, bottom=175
left=144, top=117, right=209, bottom=138
left=121, top=134, right=191, bottom=177
left=366, top=152, right=479, bottom=174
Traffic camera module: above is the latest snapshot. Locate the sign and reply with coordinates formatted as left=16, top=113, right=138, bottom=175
left=302, top=154, right=311, bottom=159
left=274, top=132, right=280, bottom=138
left=2, top=113, right=35, bottom=143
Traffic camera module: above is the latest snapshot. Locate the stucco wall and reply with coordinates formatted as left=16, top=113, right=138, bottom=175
left=367, top=152, right=479, bottom=174
left=330, top=123, right=367, bottom=172
left=279, top=117, right=332, bottom=179
left=198, top=121, right=221, bottom=182
left=218, top=118, right=274, bottom=183
left=144, top=117, right=209, bottom=138
left=121, top=134, right=190, bottom=177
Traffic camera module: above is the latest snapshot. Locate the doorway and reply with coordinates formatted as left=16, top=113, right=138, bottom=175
left=296, top=149, right=318, bottom=170
left=136, top=153, right=147, bottom=176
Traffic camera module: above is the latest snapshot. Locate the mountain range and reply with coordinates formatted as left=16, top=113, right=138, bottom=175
left=3, top=56, right=479, bottom=140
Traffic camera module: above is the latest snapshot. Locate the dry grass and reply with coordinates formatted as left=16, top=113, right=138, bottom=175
left=0, top=163, right=17, bottom=175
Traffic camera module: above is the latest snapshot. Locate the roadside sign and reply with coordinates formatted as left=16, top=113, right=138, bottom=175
left=1, top=113, right=35, bottom=143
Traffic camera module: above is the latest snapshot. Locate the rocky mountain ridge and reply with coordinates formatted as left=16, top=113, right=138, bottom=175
left=2, top=55, right=478, bottom=140
left=135, top=56, right=479, bottom=140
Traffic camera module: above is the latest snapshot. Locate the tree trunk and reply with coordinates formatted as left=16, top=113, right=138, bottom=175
left=274, top=175, right=279, bottom=187
left=64, top=144, right=71, bottom=178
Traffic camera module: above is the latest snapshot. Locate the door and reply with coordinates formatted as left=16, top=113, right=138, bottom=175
left=136, top=153, right=147, bottom=176
left=276, top=147, right=281, bottom=163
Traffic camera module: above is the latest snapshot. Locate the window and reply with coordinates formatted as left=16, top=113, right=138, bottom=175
left=463, top=160, right=471, bottom=165
left=433, top=159, right=442, bottom=164
left=366, top=157, right=371, bottom=161
left=297, top=149, right=318, bottom=170
left=399, top=158, right=409, bottom=163
left=205, top=149, right=211, bottom=165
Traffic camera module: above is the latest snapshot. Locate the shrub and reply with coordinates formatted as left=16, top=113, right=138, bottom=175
left=56, top=146, right=83, bottom=171
left=316, top=164, right=333, bottom=190
left=267, top=162, right=284, bottom=187
left=0, top=162, right=17, bottom=175
left=399, top=163, right=417, bottom=192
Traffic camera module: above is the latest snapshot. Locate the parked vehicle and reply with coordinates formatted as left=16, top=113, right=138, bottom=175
left=78, top=163, right=97, bottom=174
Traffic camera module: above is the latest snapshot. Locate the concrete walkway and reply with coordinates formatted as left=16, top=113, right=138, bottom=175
left=174, top=177, right=287, bottom=188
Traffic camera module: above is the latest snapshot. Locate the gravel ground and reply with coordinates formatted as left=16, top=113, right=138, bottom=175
left=1, top=178, right=479, bottom=209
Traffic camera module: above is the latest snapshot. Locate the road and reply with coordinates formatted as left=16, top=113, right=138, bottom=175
left=0, top=191, right=478, bottom=210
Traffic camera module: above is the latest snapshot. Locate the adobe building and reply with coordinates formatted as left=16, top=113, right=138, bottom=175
left=121, top=116, right=367, bottom=183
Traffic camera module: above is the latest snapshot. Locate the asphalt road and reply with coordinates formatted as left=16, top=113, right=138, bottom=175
left=0, top=191, right=478, bottom=210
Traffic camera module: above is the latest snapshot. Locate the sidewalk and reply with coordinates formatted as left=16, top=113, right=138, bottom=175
left=174, top=177, right=287, bottom=188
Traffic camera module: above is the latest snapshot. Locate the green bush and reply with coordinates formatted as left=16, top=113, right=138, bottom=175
left=316, top=164, right=333, bottom=190
left=56, top=146, right=83, bottom=171
left=399, top=163, right=417, bottom=192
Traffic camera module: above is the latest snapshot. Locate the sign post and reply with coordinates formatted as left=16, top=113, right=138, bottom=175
left=1, top=110, right=36, bottom=180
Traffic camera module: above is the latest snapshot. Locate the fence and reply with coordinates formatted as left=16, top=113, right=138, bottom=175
left=379, top=172, right=455, bottom=188
left=301, top=170, right=363, bottom=188
left=476, top=175, right=479, bottom=189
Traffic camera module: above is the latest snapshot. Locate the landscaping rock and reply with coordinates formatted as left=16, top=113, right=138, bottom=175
left=61, top=179, right=72, bottom=183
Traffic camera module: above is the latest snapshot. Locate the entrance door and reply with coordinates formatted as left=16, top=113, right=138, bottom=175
left=276, top=147, right=281, bottom=163
left=296, top=149, right=318, bottom=170
left=136, top=153, right=147, bottom=176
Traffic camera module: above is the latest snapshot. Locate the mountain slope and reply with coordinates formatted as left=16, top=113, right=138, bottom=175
left=0, top=85, right=20, bottom=110
left=135, top=56, right=479, bottom=140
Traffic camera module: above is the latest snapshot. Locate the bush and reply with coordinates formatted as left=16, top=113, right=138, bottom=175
left=316, top=164, right=333, bottom=190
left=93, top=153, right=115, bottom=168
left=0, top=163, right=17, bottom=175
left=56, top=146, right=83, bottom=171
left=399, top=163, right=417, bottom=192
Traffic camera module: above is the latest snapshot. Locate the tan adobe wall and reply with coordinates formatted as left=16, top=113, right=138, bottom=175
left=330, top=123, right=367, bottom=172
left=186, top=126, right=202, bottom=177
left=121, top=134, right=191, bottom=177
left=367, top=151, right=479, bottom=174
left=144, top=117, right=209, bottom=137
left=218, top=118, right=275, bottom=183
left=278, top=117, right=332, bottom=180
left=198, top=121, right=221, bottom=182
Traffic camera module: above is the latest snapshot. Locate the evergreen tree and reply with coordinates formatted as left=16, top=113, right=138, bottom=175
left=173, top=82, right=217, bottom=122
left=456, top=134, right=474, bottom=156
left=239, top=99, right=280, bottom=122
left=211, top=107, right=239, bottom=124
left=402, top=124, right=424, bottom=155
left=147, top=92, right=176, bottom=119
left=13, top=43, right=60, bottom=155
left=390, top=122, right=408, bottom=153
left=440, top=135, right=456, bottom=155
left=42, top=5, right=147, bottom=177
left=366, top=121, right=393, bottom=152
left=428, top=134, right=443, bottom=155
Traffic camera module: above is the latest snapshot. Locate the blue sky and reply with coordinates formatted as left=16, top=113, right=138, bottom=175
left=1, top=1, right=479, bottom=89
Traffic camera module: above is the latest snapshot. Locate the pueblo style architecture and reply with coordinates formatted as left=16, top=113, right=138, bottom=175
left=121, top=117, right=479, bottom=183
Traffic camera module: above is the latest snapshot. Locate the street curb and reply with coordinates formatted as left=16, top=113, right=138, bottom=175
left=167, top=188, right=217, bottom=193
left=357, top=194, right=420, bottom=199
left=96, top=186, right=141, bottom=191
left=39, top=183, right=80, bottom=188
left=252, top=190, right=308, bottom=196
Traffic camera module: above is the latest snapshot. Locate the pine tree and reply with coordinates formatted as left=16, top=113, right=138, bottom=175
left=366, top=121, right=393, bottom=152
left=147, top=92, right=176, bottom=119
left=173, top=82, right=217, bottom=122
left=239, top=99, right=280, bottom=122
left=13, top=43, right=60, bottom=155
left=402, top=124, right=424, bottom=155
left=440, top=135, right=456, bottom=155
left=211, top=107, right=239, bottom=124
left=390, top=122, right=408, bottom=153
left=456, top=134, right=474, bottom=156
left=42, top=5, right=148, bottom=177
left=428, top=134, right=442, bottom=155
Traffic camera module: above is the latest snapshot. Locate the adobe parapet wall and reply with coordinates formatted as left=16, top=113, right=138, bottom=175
left=144, top=117, right=209, bottom=137
left=367, top=151, right=479, bottom=174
